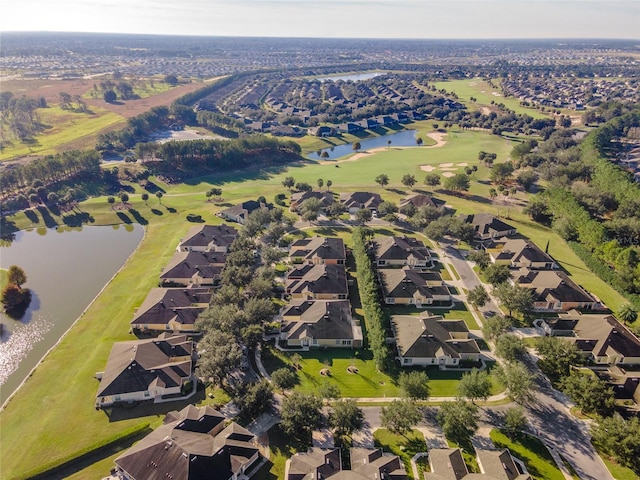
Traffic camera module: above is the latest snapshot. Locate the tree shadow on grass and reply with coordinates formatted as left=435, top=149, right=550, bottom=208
left=24, top=209, right=39, bottom=224
left=166, top=206, right=177, bottom=214
left=37, top=206, right=58, bottom=228
left=62, top=212, right=94, bottom=227
left=150, top=208, right=163, bottom=216
left=129, top=209, right=148, bottom=225
left=116, top=212, right=132, bottom=224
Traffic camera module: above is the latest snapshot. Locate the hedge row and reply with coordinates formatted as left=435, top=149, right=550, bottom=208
left=352, top=227, right=391, bottom=372
left=22, top=422, right=151, bottom=480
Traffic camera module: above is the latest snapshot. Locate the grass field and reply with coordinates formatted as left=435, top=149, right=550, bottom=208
left=374, top=428, right=427, bottom=479
left=0, top=126, right=630, bottom=478
left=601, top=456, right=639, bottom=480
left=432, top=78, right=550, bottom=119
left=0, top=104, right=125, bottom=160
left=490, top=429, right=565, bottom=480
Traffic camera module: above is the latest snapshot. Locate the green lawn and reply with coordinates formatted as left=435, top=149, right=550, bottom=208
left=490, top=429, right=565, bottom=480
left=0, top=268, right=8, bottom=290
left=253, top=424, right=306, bottom=480
left=601, top=456, right=639, bottom=480
left=373, top=428, right=428, bottom=479
left=446, top=439, right=479, bottom=473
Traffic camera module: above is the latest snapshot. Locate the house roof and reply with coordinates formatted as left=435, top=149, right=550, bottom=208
left=513, top=269, right=595, bottom=305
left=399, top=194, right=445, bottom=209
left=476, top=449, right=531, bottom=480
left=287, top=448, right=342, bottom=479
left=179, top=224, right=238, bottom=250
left=374, top=236, right=431, bottom=263
left=488, top=239, right=554, bottom=267
left=339, top=191, right=383, bottom=210
left=378, top=268, right=450, bottom=300
left=424, top=448, right=468, bottom=480
left=286, top=264, right=348, bottom=296
left=132, top=288, right=212, bottom=327
left=281, top=300, right=360, bottom=342
left=219, top=200, right=272, bottom=222
left=391, top=314, right=479, bottom=359
left=426, top=448, right=531, bottom=480
left=290, top=191, right=334, bottom=210
left=97, top=335, right=193, bottom=397
left=160, top=251, right=225, bottom=281
left=349, top=448, right=406, bottom=479
left=463, top=213, right=515, bottom=238
left=116, top=405, right=258, bottom=480
left=289, top=236, right=346, bottom=262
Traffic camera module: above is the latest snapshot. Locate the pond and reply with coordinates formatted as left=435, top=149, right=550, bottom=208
left=307, top=129, right=419, bottom=160
left=316, top=72, right=386, bottom=82
left=0, top=224, right=144, bottom=404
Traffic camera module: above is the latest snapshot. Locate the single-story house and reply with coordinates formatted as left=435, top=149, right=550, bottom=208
left=115, top=405, right=261, bottom=480
left=399, top=193, right=445, bottom=210
left=309, top=125, right=334, bottom=137
left=340, top=191, right=383, bottom=214
left=218, top=200, right=273, bottom=225
left=289, top=236, right=346, bottom=265
left=130, top=287, right=212, bottom=333
left=177, top=224, right=238, bottom=253
left=337, top=122, right=363, bottom=134
left=391, top=314, right=480, bottom=368
left=285, top=264, right=349, bottom=300
left=160, top=251, right=225, bottom=286
left=378, top=267, right=451, bottom=307
left=487, top=238, right=557, bottom=270
left=286, top=447, right=406, bottom=480
left=95, top=334, right=195, bottom=408
left=512, top=269, right=602, bottom=311
left=462, top=213, right=517, bottom=241
left=425, top=448, right=531, bottom=479
left=289, top=191, right=334, bottom=212
left=536, top=310, right=640, bottom=365
left=373, top=235, right=433, bottom=268
left=279, top=299, right=362, bottom=348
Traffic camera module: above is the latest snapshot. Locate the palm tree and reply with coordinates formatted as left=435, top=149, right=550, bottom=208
left=326, top=180, right=333, bottom=192
left=352, top=142, right=361, bottom=153
left=141, top=193, right=149, bottom=205
left=387, top=139, right=391, bottom=149
left=156, top=191, right=163, bottom=204
left=617, top=304, right=638, bottom=325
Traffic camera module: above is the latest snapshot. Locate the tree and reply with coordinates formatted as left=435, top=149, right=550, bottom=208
left=467, top=250, right=491, bottom=270
left=103, top=90, right=117, bottom=103
left=119, top=192, right=129, bottom=205
left=7, top=265, right=27, bottom=288
left=282, top=176, right=295, bottom=191
left=437, top=399, right=479, bottom=445
left=326, top=179, right=333, bottom=191
left=495, top=334, right=526, bottom=362
left=2, top=283, right=31, bottom=311
left=320, top=151, right=329, bottom=159
left=467, top=285, right=489, bottom=308
left=401, top=174, right=417, bottom=189
left=617, top=304, right=638, bottom=325
left=458, top=368, right=492, bottom=403
left=484, top=264, right=511, bottom=286
left=591, top=414, right=640, bottom=473
left=375, top=174, right=390, bottom=188
left=271, top=367, right=298, bottom=391
left=377, top=201, right=398, bottom=217
left=300, top=197, right=322, bottom=222
left=443, top=173, right=470, bottom=193
left=295, top=182, right=312, bottom=192
left=234, top=379, right=274, bottom=420
left=416, top=137, right=423, bottom=146
left=496, top=361, right=535, bottom=404
left=356, top=208, right=372, bottom=225
left=490, top=162, right=514, bottom=185
left=489, top=188, right=498, bottom=200
left=536, top=336, right=580, bottom=381
left=353, top=142, right=361, bottom=152
left=492, top=282, right=534, bottom=317
left=381, top=399, right=422, bottom=436
left=317, top=178, right=324, bottom=190
left=560, top=371, right=615, bottom=417
left=503, top=406, right=527, bottom=436
left=164, top=74, right=179, bottom=86
left=206, top=187, right=223, bottom=199
left=155, top=191, right=163, bottom=204
left=141, top=193, right=149, bottom=205
left=482, top=315, right=512, bottom=341
left=280, top=393, right=323, bottom=439
left=107, top=196, right=116, bottom=207
left=516, top=170, right=538, bottom=192
left=330, top=399, right=364, bottom=437
left=318, top=381, right=341, bottom=401
left=196, top=330, right=242, bottom=386
left=387, top=139, right=391, bottom=149
left=399, top=370, right=430, bottom=400
left=424, top=173, right=441, bottom=187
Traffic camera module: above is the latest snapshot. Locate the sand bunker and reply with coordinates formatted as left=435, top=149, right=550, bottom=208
left=442, top=172, right=456, bottom=177
left=456, top=162, right=468, bottom=167
left=440, top=162, right=454, bottom=168
left=420, top=165, right=436, bottom=172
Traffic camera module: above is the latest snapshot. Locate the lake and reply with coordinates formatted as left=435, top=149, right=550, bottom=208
left=316, top=72, right=386, bottom=82
left=307, top=129, right=419, bottom=160
left=0, top=224, right=144, bottom=404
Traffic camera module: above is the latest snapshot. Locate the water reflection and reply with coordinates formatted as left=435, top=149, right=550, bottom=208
left=0, top=315, right=52, bottom=386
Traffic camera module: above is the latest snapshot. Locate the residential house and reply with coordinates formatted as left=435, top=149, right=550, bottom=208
left=218, top=200, right=273, bottom=225
left=536, top=310, right=640, bottom=365
left=337, top=122, right=363, bottom=134
left=279, top=299, right=363, bottom=348
left=95, top=334, right=195, bottom=408
left=595, top=366, right=640, bottom=404
left=391, top=314, right=480, bottom=368
left=425, top=448, right=531, bottom=480
left=488, top=238, right=557, bottom=270
left=462, top=213, right=517, bottom=241
left=512, top=269, right=602, bottom=311
left=114, top=405, right=261, bottom=480
left=160, top=251, right=226, bottom=286
left=289, top=191, right=334, bottom=212
left=340, top=191, right=383, bottom=214
left=130, top=287, right=212, bottom=333
left=309, top=125, right=333, bottom=137
left=289, top=236, right=346, bottom=265
left=285, top=264, right=349, bottom=300
left=378, top=267, right=451, bottom=307
left=399, top=193, right=445, bottom=210
left=177, top=224, right=238, bottom=253
left=286, top=447, right=407, bottom=480
left=373, top=236, right=433, bottom=268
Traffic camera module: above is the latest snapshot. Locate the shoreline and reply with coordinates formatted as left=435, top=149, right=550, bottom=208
left=0, top=226, right=147, bottom=412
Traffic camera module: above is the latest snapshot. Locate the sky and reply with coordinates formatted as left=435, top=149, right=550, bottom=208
left=1, top=0, right=638, bottom=39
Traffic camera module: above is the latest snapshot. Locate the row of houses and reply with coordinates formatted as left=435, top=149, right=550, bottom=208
left=96, top=225, right=240, bottom=408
